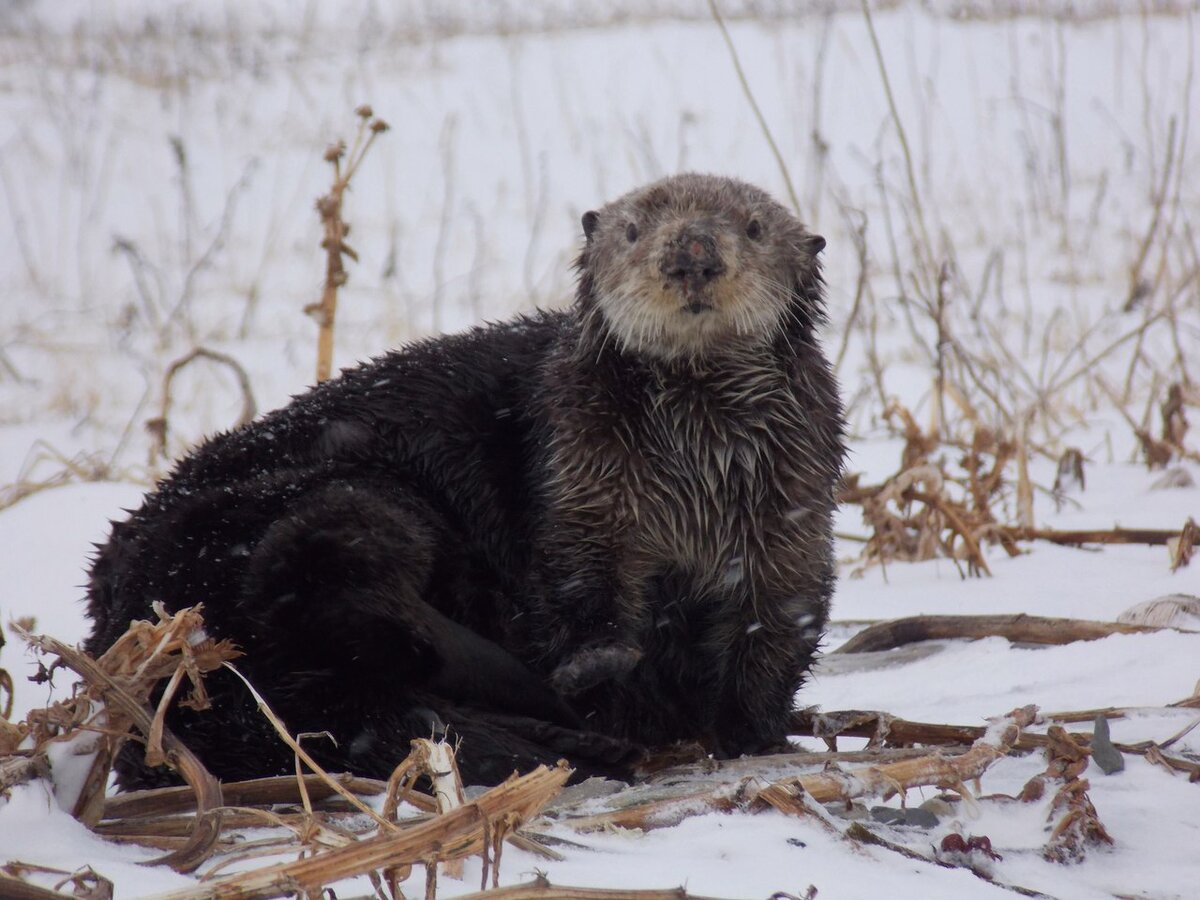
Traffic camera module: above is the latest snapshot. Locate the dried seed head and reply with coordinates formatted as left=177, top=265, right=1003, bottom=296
left=324, top=141, right=346, bottom=163
left=355, top=104, right=374, bottom=119
left=370, top=119, right=390, bottom=134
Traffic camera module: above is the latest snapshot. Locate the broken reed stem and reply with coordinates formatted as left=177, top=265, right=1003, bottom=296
left=309, top=106, right=390, bottom=384
left=1125, top=116, right=1178, bottom=314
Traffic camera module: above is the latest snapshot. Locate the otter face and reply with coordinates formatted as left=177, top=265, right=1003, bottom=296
left=577, top=173, right=825, bottom=362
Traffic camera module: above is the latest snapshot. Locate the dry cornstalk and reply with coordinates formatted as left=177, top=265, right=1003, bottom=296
left=151, top=761, right=571, bottom=900
left=101, top=773, right=400, bottom=821
left=564, top=706, right=1037, bottom=833
left=762, top=704, right=1036, bottom=807
left=833, top=613, right=1184, bottom=654
left=384, top=738, right=468, bottom=884
left=454, top=873, right=734, bottom=900
left=0, top=863, right=114, bottom=900
left=14, top=609, right=238, bottom=872
left=0, top=755, right=51, bottom=795
left=306, top=105, right=390, bottom=384
left=793, top=700, right=1200, bottom=760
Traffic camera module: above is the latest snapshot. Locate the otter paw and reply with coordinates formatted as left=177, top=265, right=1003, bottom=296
left=549, top=643, right=642, bottom=696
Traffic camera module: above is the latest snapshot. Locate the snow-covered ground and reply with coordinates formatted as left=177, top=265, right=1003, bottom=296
left=1, top=2, right=1198, bottom=898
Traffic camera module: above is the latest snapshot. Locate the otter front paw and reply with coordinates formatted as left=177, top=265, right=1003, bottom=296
left=549, top=643, right=642, bottom=696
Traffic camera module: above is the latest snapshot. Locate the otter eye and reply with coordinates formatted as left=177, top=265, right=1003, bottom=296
left=746, top=219, right=763, bottom=241
left=626, top=223, right=639, bottom=243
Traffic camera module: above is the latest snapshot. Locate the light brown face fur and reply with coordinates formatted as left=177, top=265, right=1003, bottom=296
left=577, top=173, right=825, bottom=362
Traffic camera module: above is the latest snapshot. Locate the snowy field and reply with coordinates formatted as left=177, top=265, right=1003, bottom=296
left=1, top=1, right=1198, bottom=898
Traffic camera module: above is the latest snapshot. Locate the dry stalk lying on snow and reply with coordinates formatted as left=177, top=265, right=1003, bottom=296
left=452, top=874, right=735, bottom=900
left=831, top=613, right=1190, bottom=655
left=152, top=761, right=571, bottom=900
left=305, top=104, right=390, bottom=384
left=0, top=604, right=1183, bottom=893
left=559, top=706, right=1037, bottom=833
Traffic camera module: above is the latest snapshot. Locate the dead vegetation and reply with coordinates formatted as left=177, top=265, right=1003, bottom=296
left=837, top=399, right=1198, bottom=577
left=2, top=606, right=1197, bottom=897
left=305, top=106, right=391, bottom=385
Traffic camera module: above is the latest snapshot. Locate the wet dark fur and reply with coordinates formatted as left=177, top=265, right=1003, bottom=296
left=86, top=173, right=845, bottom=787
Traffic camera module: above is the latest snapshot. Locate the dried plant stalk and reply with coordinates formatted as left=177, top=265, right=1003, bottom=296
left=565, top=706, right=1036, bottom=833
left=453, top=874, right=733, bottom=900
left=152, top=761, right=571, bottom=900
left=1033, top=727, right=1113, bottom=863
left=833, top=613, right=1177, bottom=654
left=147, top=347, right=257, bottom=467
left=12, top=606, right=240, bottom=871
left=102, top=773, right=398, bottom=821
left=306, top=105, right=390, bottom=384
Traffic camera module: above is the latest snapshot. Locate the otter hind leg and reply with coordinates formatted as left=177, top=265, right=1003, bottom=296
left=232, top=479, right=588, bottom=779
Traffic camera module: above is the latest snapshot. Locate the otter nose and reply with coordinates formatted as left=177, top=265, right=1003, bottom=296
left=661, top=233, right=725, bottom=285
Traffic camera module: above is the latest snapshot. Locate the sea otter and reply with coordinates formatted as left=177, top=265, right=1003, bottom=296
left=85, top=173, right=845, bottom=787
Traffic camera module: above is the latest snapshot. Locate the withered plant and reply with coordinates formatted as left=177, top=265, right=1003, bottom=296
left=306, top=105, right=390, bottom=384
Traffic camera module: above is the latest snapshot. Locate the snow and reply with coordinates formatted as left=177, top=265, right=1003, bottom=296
left=2, top=2, right=1199, bottom=898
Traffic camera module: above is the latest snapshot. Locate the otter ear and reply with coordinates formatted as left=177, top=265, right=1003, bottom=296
left=582, top=210, right=600, bottom=241
left=805, top=233, right=826, bottom=256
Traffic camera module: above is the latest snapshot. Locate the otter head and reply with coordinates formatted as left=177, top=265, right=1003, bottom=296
left=576, top=173, right=826, bottom=362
